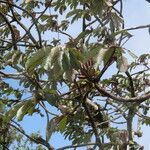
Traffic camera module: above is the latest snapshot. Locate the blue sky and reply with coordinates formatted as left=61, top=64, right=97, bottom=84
left=7, top=0, right=150, bottom=149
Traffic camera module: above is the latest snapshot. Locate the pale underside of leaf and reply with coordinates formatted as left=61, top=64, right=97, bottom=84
left=94, top=48, right=108, bottom=69
left=117, top=56, right=129, bottom=72
left=44, top=46, right=65, bottom=71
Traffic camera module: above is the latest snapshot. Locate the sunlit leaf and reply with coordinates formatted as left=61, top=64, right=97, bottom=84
left=69, top=48, right=82, bottom=69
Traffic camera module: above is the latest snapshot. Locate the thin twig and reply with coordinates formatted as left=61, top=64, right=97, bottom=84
left=122, top=24, right=150, bottom=32
left=39, top=101, right=58, bottom=117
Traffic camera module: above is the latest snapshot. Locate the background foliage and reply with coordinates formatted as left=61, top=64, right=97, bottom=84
left=0, top=0, right=150, bottom=149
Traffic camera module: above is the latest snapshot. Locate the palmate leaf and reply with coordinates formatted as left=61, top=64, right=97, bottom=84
left=43, top=46, right=83, bottom=82
left=25, top=47, right=52, bottom=72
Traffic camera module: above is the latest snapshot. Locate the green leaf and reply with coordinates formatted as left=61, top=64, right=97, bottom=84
left=103, top=47, right=114, bottom=66
left=40, top=14, right=50, bottom=22
left=25, top=0, right=32, bottom=3
left=111, top=12, right=123, bottom=30
left=62, top=51, right=70, bottom=71
left=25, top=47, right=51, bottom=71
left=4, top=102, right=25, bottom=123
left=58, top=116, right=67, bottom=133
left=113, top=29, right=132, bottom=37
left=75, top=30, right=92, bottom=42
left=66, top=9, right=82, bottom=18
left=16, top=100, right=35, bottom=121
left=69, top=48, right=82, bottom=69
left=143, top=117, right=150, bottom=126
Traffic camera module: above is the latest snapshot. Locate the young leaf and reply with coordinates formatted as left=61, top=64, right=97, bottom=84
left=94, top=48, right=108, bottom=69
left=44, top=46, right=64, bottom=71
left=117, top=56, right=129, bottom=72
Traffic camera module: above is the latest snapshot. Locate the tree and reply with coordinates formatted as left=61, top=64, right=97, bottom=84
left=0, top=0, right=149, bottom=149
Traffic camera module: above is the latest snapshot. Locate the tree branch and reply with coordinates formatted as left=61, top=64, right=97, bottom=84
left=57, top=143, right=98, bottom=150
left=9, top=123, right=54, bottom=150
left=82, top=95, right=103, bottom=149
left=95, top=84, right=150, bottom=103
left=122, top=24, right=150, bottom=32
left=0, top=12, right=17, bottom=50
